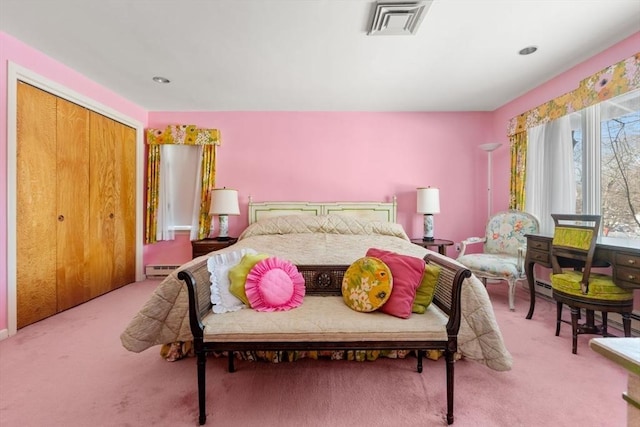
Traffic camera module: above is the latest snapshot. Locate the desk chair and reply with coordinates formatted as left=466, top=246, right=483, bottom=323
left=457, top=210, right=540, bottom=311
left=550, top=214, right=633, bottom=354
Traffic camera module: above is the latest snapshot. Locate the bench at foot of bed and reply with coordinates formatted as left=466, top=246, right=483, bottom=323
left=178, top=254, right=470, bottom=425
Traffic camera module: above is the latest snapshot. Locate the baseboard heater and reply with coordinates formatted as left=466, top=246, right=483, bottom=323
left=145, top=264, right=180, bottom=279
left=535, top=280, right=639, bottom=336
left=534, top=280, right=553, bottom=298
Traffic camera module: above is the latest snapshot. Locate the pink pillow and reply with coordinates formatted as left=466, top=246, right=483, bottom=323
left=366, top=248, right=425, bottom=319
left=245, top=257, right=305, bottom=312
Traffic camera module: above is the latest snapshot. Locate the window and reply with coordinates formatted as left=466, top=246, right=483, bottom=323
left=570, top=89, right=640, bottom=239
left=160, top=144, right=201, bottom=231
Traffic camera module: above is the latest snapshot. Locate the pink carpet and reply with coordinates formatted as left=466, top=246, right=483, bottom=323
left=0, top=279, right=631, bottom=426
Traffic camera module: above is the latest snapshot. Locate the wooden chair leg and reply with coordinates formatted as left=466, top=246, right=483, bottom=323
left=555, top=301, right=563, bottom=336
left=622, top=313, right=631, bottom=337
left=601, top=312, right=608, bottom=337
left=416, top=350, right=423, bottom=373
left=507, top=280, right=516, bottom=312
left=570, top=307, right=580, bottom=355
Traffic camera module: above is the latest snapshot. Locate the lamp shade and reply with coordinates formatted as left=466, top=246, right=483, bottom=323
left=209, top=188, right=240, bottom=215
left=417, top=187, right=440, bottom=214
left=479, top=142, right=502, bottom=152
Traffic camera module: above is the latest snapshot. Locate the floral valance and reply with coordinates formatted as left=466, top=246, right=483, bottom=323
left=508, top=53, right=640, bottom=136
left=146, top=124, right=221, bottom=145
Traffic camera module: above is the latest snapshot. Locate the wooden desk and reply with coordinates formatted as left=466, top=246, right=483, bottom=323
left=524, top=234, right=640, bottom=319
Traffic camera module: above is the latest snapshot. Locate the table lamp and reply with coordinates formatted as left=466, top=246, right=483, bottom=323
left=209, top=188, right=240, bottom=241
left=417, top=187, right=440, bottom=241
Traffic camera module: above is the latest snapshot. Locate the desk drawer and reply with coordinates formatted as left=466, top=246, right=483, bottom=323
left=615, top=266, right=640, bottom=287
left=614, top=252, right=640, bottom=288
left=528, top=239, right=550, bottom=252
left=528, top=249, right=550, bottom=265
left=615, top=252, right=640, bottom=268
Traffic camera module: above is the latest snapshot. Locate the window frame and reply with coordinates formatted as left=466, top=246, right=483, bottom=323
left=571, top=89, right=640, bottom=239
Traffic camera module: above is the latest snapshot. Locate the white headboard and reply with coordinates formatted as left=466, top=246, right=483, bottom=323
left=247, top=197, right=397, bottom=224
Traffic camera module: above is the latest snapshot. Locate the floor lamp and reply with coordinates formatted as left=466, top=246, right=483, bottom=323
left=479, top=143, right=502, bottom=218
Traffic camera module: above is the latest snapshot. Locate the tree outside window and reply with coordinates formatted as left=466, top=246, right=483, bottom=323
left=572, top=89, right=640, bottom=239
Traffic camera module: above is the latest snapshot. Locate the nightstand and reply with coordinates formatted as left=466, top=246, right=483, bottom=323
left=410, top=238, right=454, bottom=256
left=191, top=238, right=238, bottom=259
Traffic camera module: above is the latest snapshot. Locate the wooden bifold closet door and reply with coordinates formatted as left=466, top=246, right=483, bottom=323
left=16, top=82, right=136, bottom=328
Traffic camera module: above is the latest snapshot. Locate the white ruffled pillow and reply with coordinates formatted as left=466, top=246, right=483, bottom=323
left=207, top=248, right=257, bottom=314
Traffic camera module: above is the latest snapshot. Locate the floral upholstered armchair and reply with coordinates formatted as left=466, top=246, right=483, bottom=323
left=457, top=210, right=540, bottom=311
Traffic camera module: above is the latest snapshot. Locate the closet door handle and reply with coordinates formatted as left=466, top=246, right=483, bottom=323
left=58, top=215, right=64, bottom=222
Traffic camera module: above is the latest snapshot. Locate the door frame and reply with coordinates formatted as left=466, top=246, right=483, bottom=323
left=6, top=61, right=145, bottom=337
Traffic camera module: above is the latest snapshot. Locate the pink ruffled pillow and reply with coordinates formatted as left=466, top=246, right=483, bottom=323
left=245, top=257, right=305, bottom=312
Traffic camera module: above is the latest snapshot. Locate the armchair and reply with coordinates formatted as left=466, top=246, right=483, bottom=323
left=457, top=210, right=540, bottom=311
left=549, top=214, right=633, bottom=354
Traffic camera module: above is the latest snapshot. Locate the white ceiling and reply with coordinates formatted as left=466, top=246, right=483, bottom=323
left=1, top=0, right=639, bottom=112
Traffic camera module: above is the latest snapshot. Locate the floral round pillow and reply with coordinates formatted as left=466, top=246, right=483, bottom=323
left=341, top=256, right=393, bottom=312
left=245, top=257, right=305, bottom=312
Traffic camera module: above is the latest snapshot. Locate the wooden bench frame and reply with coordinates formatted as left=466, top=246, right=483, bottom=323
left=178, top=254, right=471, bottom=425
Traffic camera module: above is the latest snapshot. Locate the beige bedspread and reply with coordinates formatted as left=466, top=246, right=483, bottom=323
left=121, top=215, right=513, bottom=371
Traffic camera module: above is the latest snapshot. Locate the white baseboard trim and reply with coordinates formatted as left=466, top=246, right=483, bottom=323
left=0, top=329, right=9, bottom=341
left=597, top=312, right=640, bottom=336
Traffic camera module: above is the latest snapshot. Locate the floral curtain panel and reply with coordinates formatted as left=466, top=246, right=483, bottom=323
left=508, top=132, right=527, bottom=211
left=145, top=125, right=221, bottom=244
left=508, top=53, right=640, bottom=208
left=508, top=54, right=639, bottom=136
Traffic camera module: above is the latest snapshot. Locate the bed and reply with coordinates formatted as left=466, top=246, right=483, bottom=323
left=121, top=199, right=513, bottom=372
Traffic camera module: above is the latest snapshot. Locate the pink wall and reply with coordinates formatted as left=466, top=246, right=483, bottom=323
left=144, top=111, right=494, bottom=265
left=2, top=30, right=638, bottom=332
left=147, top=28, right=639, bottom=264
left=0, top=32, right=148, bottom=331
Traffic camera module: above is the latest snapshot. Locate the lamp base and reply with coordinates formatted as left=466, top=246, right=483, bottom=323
left=216, top=215, right=230, bottom=241
left=423, top=214, right=435, bottom=241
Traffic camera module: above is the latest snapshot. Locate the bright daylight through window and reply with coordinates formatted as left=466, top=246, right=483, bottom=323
left=161, top=144, right=200, bottom=231
left=571, top=89, right=640, bottom=239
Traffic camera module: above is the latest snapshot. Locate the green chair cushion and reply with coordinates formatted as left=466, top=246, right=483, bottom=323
left=551, top=271, right=633, bottom=301
left=552, top=227, right=593, bottom=250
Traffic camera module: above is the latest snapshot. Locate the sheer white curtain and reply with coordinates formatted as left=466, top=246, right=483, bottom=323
left=156, top=145, right=203, bottom=241
left=525, top=115, right=576, bottom=234
left=156, top=147, right=175, bottom=241
left=189, top=152, right=204, bottom=241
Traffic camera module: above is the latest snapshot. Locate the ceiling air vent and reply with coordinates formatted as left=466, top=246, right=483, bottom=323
left=368, top=1, right=431, bottom=36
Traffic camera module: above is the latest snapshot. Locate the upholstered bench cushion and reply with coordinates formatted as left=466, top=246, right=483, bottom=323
left=201, top=295, right=448, bottom=342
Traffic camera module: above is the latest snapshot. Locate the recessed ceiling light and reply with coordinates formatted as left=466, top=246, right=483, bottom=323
left=518, top=46, right=538, bottom=56
left=152, top=76, right=170, bottom=84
